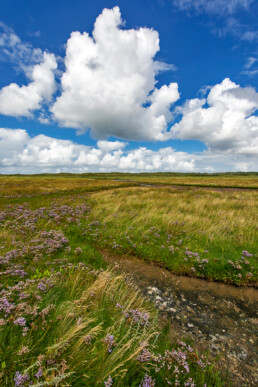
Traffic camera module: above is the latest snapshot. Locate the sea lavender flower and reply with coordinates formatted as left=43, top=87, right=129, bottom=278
left=173, top=366, right=180, bottom=374
left=104, top=375, right=113, bottom=387
left=0, top=297, right=15, bottom=315
left=123, top=308, right=150, bottom=326
left=197, top=359, right=205, bottom=368
left=22, top=327, right=29, bottom=336
left=37, top=282, right=47, bottom=292
left=14, top=371, right=29, bottom=386
left=140, top=374, right=155, bottom=387
left=105, top=334, right=115, bottom=353
left=242, top=250, right=253, bottom=257
left=137, top=347, right=152, bottom=362
left=18, top=292, right=29, bottom=300
left=185, top=378, right=196, bottom=386
left=14, top=317, right=26, bottom=327
left=35, top=368, right=43, bottom=379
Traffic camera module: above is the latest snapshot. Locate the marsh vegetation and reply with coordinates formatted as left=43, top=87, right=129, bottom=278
left=0, top=173, right=257, bottom=386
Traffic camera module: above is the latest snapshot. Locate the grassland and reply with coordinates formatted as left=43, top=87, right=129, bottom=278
left=0, top=176, right=136, bottom=198
left=0, top=173, right=257, bottom=386
left=79, top=172, right=258, bottom=189
left=86, top=185, right=257, bottom=285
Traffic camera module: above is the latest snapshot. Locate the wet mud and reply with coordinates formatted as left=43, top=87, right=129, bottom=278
left=102, top=251, right=258, bottom=386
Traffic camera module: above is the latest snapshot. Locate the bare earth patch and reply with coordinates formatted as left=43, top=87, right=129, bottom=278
left=102, top=250, right=258, bottom=386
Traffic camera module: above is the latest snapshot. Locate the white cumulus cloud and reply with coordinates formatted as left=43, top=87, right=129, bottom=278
left=51, top=6, right=179, bottom=141
left=1, top=128, right=257, bottom=174
left=0, top=52, right=57, bottom=117
left=170, top=78, right=258, bottom=155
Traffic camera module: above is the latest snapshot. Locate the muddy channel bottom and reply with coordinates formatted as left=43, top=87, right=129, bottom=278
left=102, top=251, right=258, bottom=386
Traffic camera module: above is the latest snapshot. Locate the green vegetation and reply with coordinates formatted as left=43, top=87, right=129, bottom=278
left=1, top=173, right=257, bottom=385
left=86, top=185, right=257, bottom=285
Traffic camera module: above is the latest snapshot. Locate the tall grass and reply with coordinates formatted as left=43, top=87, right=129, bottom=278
left=85, top=186, right=258, bottom=285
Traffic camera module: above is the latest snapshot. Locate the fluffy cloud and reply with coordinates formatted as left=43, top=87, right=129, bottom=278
left=1, top=128, right=257, bottom=174
left=0, top=128, right=29, bottom=160
left=0, top=128, right=193, bottom=173
left=51, top=6, right=179, bottom=141
left=173, top=0, right=253, bottom=15
left=170, top=78, right=258, bottom=155
left=0, top=52, right=57, bottom=117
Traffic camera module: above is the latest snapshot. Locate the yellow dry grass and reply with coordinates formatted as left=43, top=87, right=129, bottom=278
left=89, top=186, right=258, bottom=245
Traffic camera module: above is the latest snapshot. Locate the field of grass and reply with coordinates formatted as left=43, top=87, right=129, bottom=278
left=1, top=173, right=257, bottom=385
left=0, top=176, right=136, bottom=198
left=86, top=185, right=257, bottom=285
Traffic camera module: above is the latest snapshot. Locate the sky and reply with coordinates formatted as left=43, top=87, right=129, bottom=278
left=0, top=0, right=257, bottom=174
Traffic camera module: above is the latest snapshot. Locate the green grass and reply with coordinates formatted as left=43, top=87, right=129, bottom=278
left=83, top=186, right=257, bottom=286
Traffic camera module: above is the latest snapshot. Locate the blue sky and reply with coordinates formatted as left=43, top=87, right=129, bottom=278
left=0, top=0, right=257, bottom=173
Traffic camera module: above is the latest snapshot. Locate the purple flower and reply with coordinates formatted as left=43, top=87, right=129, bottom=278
left=14, top=317, right=26, bottom=327
left=105, top=334, right=115, bottom=353
left=123, top=308, right=150, bottom=326
left=37, top=282, right=47, bottom=292
left=140, top=374, right=155, bottom=387
left=242, top=250, right=253, bottom=257
left=22, top=327, right=29, bottom=336
left=137, top=347, right=152, bottom=362
left=197, top=359, right=205, bottom=368
left=14, top=371, right=29, bottom=386
left=35, top=368, right=43, bottom=380
left=0, top=297, right=15, bottom=315
left=104, top=375, right=113, bottom=387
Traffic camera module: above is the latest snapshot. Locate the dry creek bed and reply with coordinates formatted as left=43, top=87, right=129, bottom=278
left=102, top=251, right=258, bottom=387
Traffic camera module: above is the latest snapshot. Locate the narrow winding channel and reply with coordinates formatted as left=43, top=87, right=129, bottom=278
left=102, top=250, right=258, bottom=386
